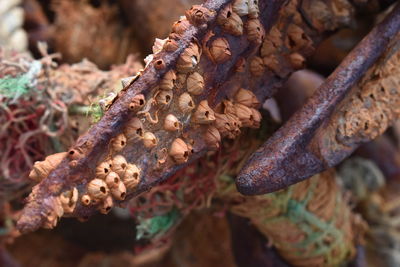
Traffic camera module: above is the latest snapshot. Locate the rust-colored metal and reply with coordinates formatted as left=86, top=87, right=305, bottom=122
left=237, top=3, right=400, bottom=195
left=17, top=0, right=362, bottom=233
left=16, top=0, right=285, bottom=233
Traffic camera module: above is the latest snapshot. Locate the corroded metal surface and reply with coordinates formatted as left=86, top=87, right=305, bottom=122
left=16, top=0, right=360, bottom=233
left=237, top=3, right=400, bottom=195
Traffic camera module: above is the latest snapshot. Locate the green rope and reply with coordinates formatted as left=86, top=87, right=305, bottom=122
left=0, top=60, right=42, bottom=103
left=0, top=75, right=30, bottom=100
left=219, top=175, right=352, bottom=266
left=262, top=180, right=349, bottom=265
left=136, top=208, right=181, bottom=240
left=68, top=104, right=104, bottom=124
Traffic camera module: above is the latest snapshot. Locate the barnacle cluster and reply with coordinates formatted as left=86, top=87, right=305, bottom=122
left=18, top=0, right=357, bottom=232
left=336, top=38, right=400, bottom=144
left=300, top=0, right=354, bottom=32
left=25, top=1, right=266, bottom=228
left=258, top=1, right=316, bottom=78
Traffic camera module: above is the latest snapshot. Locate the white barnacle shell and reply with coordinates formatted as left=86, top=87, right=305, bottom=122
left=152, top=38, right=168, bottom=54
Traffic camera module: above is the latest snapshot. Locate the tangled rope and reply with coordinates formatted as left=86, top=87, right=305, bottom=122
left=0, top=48, right=143, bottom=244
left=217, top=153, right=366, bottom=267
left=0, top=48, right=68, bottom=202
left=130, top=157, right=218, bottom=248
left=130, top=123, right=365, bottom=266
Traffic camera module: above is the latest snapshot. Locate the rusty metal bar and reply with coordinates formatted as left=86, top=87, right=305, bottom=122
left=236, top=3, right=400, bottom=195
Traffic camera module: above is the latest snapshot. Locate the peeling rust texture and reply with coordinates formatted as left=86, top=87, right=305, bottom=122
left=237, top=3, right=400, bottom=195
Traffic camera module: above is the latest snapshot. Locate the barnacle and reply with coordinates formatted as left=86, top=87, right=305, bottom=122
left=123, top=117, right=144, bottom=142
left=204, top=126, right=221, bottom=150
left=178, top=92, right=195, bottom=113
left=217, top=5, right=243, bottom=36
left=110, top=181, right=127, bottom=200
left=128, top=94, right=146, bottom=111
left=185, top=5, right=214, bottom=26
left=234, top=88, right=260, bottom=108
left=215, top=113, right=241, bottom=139
left=155, top=90, right=173, bottom=106
left=216, top=99, right=236, bottom=115
left=248, top=0, right=259, bottom=18
left=67, top=148, right=83, bottom=160
left=111, top=155, right=128, bottom=177
left=59, top=188, right=78, bottom=214
left=245, top=18, right=264, bottom=44
left=289, top=52, right=306, bottom=69
left=249, top=56, right=265, bottom=76
left=260, top=39, right=276, bottom=57
left=263, top=54, right=282, bottom=76
left=172, top=17, right=191, bottom=34
left=176, top=42, right=201, bottom=73
left=120, top=76, right=134, bottom=88
left=235, top=57, right=246, bottom=72
left=250, top=108, right=262, bottom=128
left=99, top=196, right=113, bottom=214
left=87, top=179, right=109, bottom=201
left=143, top=132, right=158, bottom=148
left=123, top=164, right=141, bottom=190
left=163, top=39, right=179, bottom=52
left=336, top=51, right=400, bottom=145
left=169, top=138, right=190, bottom=164
left=152, top=38, right=167, bottom=54
left=164, top=114, right=181, bottom=131
left=42, top=197, right=64, bottom=229
left=159, top=70, right=177, bottom=91
left=110, top=133, right=127, bottom=152
left=96, top=160, right=113, bottom=179
left=193, top=100, right=216, bottom=124
left=261, top=26, right=282, bottom=57
left=81, top=195, right=91, bottom=206
left=285, top=24, right=312, bottom=50
left=154, top=59, right=166, bottom=70
left=29, top=152, right=67, bottom=182
left=187, top=72, right=205, bottom=95
left=105, top=172, right=121, bottom=188
left=234, top=103, right=254, bottom=127
left=209, top=37, right=231, bottom=63
left=156, top=148, right=169, bottom=165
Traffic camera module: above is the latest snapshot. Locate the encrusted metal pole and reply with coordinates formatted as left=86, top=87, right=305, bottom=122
left=15, top=0, right=369, bottom=232
left=237, top=3, right=400, bottom=195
